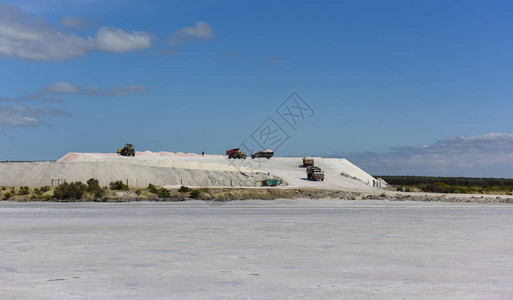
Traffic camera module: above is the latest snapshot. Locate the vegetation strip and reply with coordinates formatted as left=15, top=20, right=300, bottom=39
left=2, top=178, right=513, bottom=204
left=376, top=175, right=513, bottom=195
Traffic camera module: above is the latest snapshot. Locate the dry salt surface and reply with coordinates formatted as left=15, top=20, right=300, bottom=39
left=1, top=199, right=513, bottom=299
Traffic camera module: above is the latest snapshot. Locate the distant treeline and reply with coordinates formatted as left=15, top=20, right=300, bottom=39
left=375, top=176, right=513, bottom=188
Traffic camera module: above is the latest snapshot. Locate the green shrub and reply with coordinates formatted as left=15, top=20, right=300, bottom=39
left=40, top=186, right=51, bottom=193
left=190, top=189, right=201, bottom=199
left=86, top=178, right=105, bottom=197
left=1, top=187, right=6, bottom=191
left=94, top=188, right=106, bottom=198
left=17, top=186, right=30, bottom=196
left=158, top=188, right=171, bottom=198
left=178, top=186, right=190, bottom=193
left=33, top=188, right=43, bottom=197
left=148, top=183, right=158, bottom=194
left=396, top=186, right=404, bottom=192
left=405, top=187, right=411, bottom=192
left=109, top=180, right=129, bottom=191
left=3, top=192, right=12, bottom=200
left=135, top=190, right=142, bottom=196
left=87, top=178, right=101, bottom=192
left=53, top=181, right=87, bottom=200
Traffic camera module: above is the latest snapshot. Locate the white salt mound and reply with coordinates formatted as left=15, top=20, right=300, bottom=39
left=2, top=151, right=377, bottom=190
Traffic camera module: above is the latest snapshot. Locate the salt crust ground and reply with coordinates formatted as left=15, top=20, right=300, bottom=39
left=1, top=151, right=378, bottom=191
left=1, top=199, right=513, bottom=299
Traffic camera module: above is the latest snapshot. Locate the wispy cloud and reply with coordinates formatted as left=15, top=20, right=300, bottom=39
left=167, top=21, right=215, bottom=45
left=103, top=85, right=149, bottom=96
left=0, top=104, right=67, bottom=131
left=93, top=27, right=153, bottom=53
left=157, top=47, right=178, bottom=56
left=218, top=51, right=237, bottom=58
left=0, top=81, right=149, bottom=102
left=332, top=133, right=513, bottom=178
left=42, top=81, right=82, bottom=94
left=0, top=80, right=148, bottom=131
left=59, top=16, right=88, bottom=29
left=0, top=5, right=152, bottom=61
left=42, top=96, right=64, bottom=103
left=263, top=57, right=284, bottom=66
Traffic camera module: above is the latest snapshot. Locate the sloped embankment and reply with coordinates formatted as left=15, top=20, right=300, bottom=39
left=0, top=161, right=273, bottom=187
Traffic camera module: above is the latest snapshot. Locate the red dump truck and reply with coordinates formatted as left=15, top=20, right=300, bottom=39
left=226, top=148, right=247, bottom=159
left=307, top=166, right=325, bottom=181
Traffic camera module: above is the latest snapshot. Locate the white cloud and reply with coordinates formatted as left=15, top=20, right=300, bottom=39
left=42, top=96, right=64, bottom=103
left=0, top=5, right=152, bottom=61
left=93, top=27, right=152, bottom=53
left=59, top=16, right=87, bottom=29
left=103, top=85, right=149, bottom=96
left=43, top=81, right=82, bottom=94
left=167, top=21, right=214, bottom=45
left=87, top=85, right=100, bottom=96
left=0, top=104, right=67, bottom=130
left=1, top=81, right=148, bottom=102
left=0, top=5, right=90, bottom=60
left=334, top=133, right=513, bottom=177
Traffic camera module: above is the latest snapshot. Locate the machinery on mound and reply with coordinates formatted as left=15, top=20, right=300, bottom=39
left=302, top=157, right=314, bottom=167
left=226, top=148, right=247, bottom=159
left=307, top=166, right=324, bottom=181
left=251, top=150, right=274, bottom=159
left=118, top=143, right=136, bottom=157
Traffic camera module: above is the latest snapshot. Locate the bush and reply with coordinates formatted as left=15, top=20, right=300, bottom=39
left=33, top=188, right=43, bottom=197
left=18, top=186, right=30, bottom=196
left=148, top=183, right=158, bottom=194
left=135, top=190, right=142, bottom=196
left=40, top=186, right=51, bottom=193
left=1, top=186, right=6, bottom=191
left=396, top=186, right=404, bottom=192
left=158, top=188, right=171, bottom=198
left=405, top=187, right=411, bottom=192
left=87, top=178, right=101, bottom=192
left=109, top=180, right=129, bottom=191
left=190, top=189, right=201, bottom=199
left=86, top=178, right=105, bottom=198
left=53, top=181, right=87, bottom=200
left=94, top=188, right=106, bottom=198
left=3, top=192, right=12, bottom=200
left=178, top=186, right=190, bottom=193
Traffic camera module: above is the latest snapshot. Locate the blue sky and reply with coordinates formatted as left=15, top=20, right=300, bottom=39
left=1, top=0, right=513, bottom=177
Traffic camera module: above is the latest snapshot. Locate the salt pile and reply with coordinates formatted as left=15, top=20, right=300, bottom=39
left=1, top=151, right=378, bottom=190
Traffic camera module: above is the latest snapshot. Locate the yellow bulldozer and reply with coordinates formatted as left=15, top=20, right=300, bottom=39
left=118, top=143, right=136, bottom=156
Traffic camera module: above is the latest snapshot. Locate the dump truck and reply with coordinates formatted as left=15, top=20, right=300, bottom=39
left=226, top=148, right=247, bottom=159
left=118, top=143, right=135, bottom=156
left=302, top=156, right=314, bottom=167
left=307, top=166, right=324, bottom=181
left=251, top=150, right=274, bottom=159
